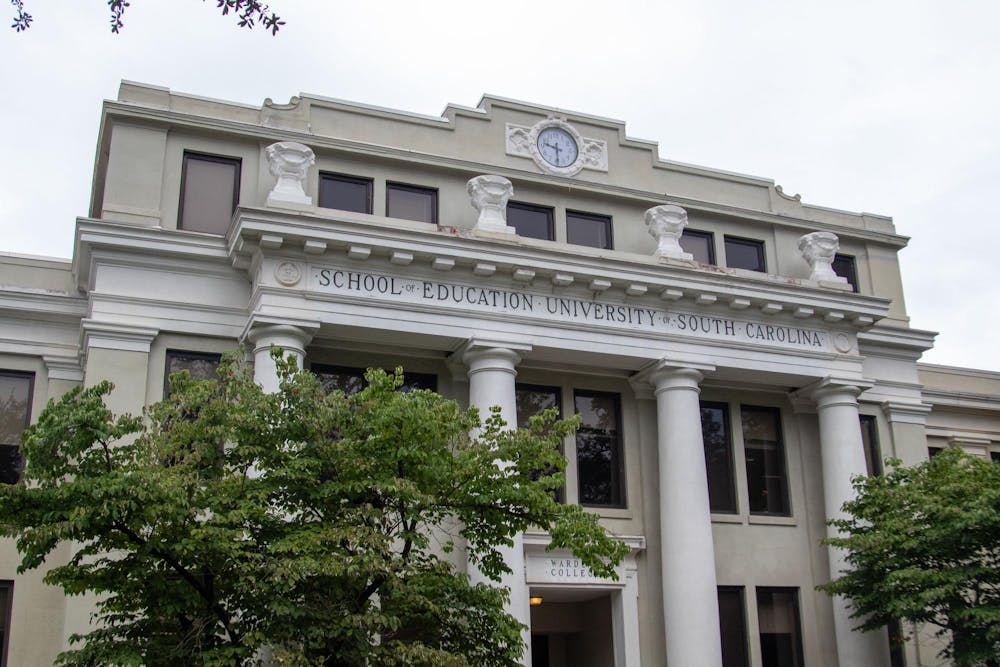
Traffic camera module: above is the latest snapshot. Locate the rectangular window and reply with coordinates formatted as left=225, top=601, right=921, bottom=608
left=718, top=587, right=750, bottom=667
left=566, top=210, right=613, bottom=249
left=992, top=451, right=1000, bottom=464
left=319, top=172, right=373, bottom=214
left=742, top=406, right=790, bottom=515
left=516, top=384, right=563, bottom=501
left=756, top=588, right=804, bottom=667
left=179, top=152, right=241, bottom=234
left=724, top=236, right=766, bottom=272
left=574, top=390, right=625, bottom=508
left=164, top=351, right=222, bottom=398
left=0, top=372, right=33, bottom=485
left=681, top=229, right=715, bottom=264
left=0, top=581, right=10, bottom=667
left=701, top=402, right=737, bottom=513
left=515, top=384, right=562, bottom=428
left=860, top=415, right=882, bottom=477
left=832, top=253, right=859, bottom=292
left=312, top=365, right=437, bottom=395
left=386, top=183, right=437, bottom=224
left=506, top=202, right=554, bottom=241
left=928, top=446, right=944, bottom=458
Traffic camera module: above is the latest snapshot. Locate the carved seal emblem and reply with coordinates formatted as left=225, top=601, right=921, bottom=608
left=274, top=261, right=302, bottom=286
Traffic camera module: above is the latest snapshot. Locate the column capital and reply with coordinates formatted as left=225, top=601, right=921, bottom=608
left=81, top=319, right=159, bottom=353
left=792, top=376, right=874, bottom=411
left=881, top=400, right=932, bottom=425
left=241, top=316, right=319, bottom=351
left=630, top=358, right=715, bottom=398
left=448, top=337, right=532, bottom=375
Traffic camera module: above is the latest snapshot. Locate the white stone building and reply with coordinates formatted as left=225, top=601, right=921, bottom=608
left=0, top=81, right=997, bottom=666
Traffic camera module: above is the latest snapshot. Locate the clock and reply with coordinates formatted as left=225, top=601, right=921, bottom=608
left=536, top=126, right=579, bottom=168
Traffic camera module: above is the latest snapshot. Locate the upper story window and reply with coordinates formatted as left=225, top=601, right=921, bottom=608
left=179, top=152, right=241, bottom=235
left=756, top=587, right=804, bottom=667
left=574, top=390, right=625, bottom=508
left=312, top=365, right=437, bottom=395
left=742, top=406, right=790, bottom=515
left=566, top=210, right=613, bottom=250
left=319, top=172, right=373, bottom=214
left=0, top=371, right=33, bottom=485
left=859, top=415, right=882, bottom=476
left=724, top=236, right=766, bottom=272
left=507, top=202, right=554, bottom=241
left=386, top=182, right=437, bottom=224
left=681, top=229, right=716, bottom=264
left=164, top=351, right=222, bottom=398
left=832, top=253, right=858, bottom=292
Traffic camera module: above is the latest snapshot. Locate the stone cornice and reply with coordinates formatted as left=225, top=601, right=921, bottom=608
left=858, top=324, right=937, bottom=360
left=97, top=100, right=909, bottom=247
left=230, top=206, right=892, bottom=332
left=921, top=386, right=1000, bottom=413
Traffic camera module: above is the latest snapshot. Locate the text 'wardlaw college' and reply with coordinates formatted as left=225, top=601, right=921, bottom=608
left=313, top=269, right=827, bottom=349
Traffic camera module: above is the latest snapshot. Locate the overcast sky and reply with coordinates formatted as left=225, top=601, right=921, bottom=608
left=2, top=0, right=998, bottom=370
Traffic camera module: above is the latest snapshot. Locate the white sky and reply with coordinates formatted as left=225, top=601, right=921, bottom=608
left=2, top=0, right=998, bottom=370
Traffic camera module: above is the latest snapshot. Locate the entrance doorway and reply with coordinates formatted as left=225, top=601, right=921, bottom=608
left=529, top=588, right=614, bottom=667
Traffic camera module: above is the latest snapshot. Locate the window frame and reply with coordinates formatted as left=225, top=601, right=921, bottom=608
left=859, top=414, right=882, bottom=477
left=385, top=182, right=438, bottom=224
left=681, top=229, right=716, bottom=265
left=565, top=209, right=613, bottom=250
left=318, top=171, right=374, bottom=214
left=723, top=235, right=766, bottom=272
left=0, top=371, right=34, bottom=486
left=573, top=388, right=626, bottom=509
left=755, top=587, right=805, bottom=667
left=741, top=404, right=792, bottom=517
left=700, top=400, right=739, bottom=514
left=832, top=253, right=859, bottom=292
left=0, top=580, right=11, bottom=667
left=506, top=201, right=555, bottom=241
left=163, top=350, right=223, bottom=399
left=178, top=151, right=242, bottom=234
left=717, top=586, right=750, bottom=667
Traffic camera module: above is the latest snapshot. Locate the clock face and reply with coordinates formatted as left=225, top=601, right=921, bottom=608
left=536, top=126, right=579, bottom=168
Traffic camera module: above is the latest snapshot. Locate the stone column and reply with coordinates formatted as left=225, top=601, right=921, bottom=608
left=453, top=337, right=532, bottom=665
left=639, top=360, right=722, bottom=667
left=813, top=378, right=889, bottom=667
left=245, top=321, right=316, bottom=393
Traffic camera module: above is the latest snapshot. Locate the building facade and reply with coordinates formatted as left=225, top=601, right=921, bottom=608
left=1, top=81, right=998, bottom=666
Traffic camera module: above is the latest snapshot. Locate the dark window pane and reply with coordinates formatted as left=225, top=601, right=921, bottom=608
left=179, top=153, right=240, bottom=234
left=756, top=588, right=804, bottom=667
left=0, top=581, right=10, bottom=667
left=860, top=415, right=882, bottom=477
left=701, top=402, right=737, bottom=513
left=575, top=391, right=624, bottom=507
left=832, top=254, right=858, bottom=292
left=313, top=365, right=436, bottom=395
left=165, top=351, right=221, bottom=398
left=742, top=406, right=790, bottom=515
left=681, top=230, right=715, bottom=264
left=566, top=211, right=613, bottom=249
left=516, top=384, right=563, bottom=501
left=992, top=451, right=1000, bottom=464
left=319, top=173, right=372, bottom=213
left=0, top=372, right=32, bottom=485
left=724, top=237, right=766, bottom=272
left=718, top=587, right=750, bottom=667
left=507, top=202, right=554, bottom=241
left=928, top=446, right=944, bottom=458
left=515, top=384, right=561, bottom=428
left=386, top=183, right=437, bottom=223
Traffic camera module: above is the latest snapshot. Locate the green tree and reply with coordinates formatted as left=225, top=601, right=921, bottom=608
left=819, top=447, right=1000, bottom=666
left=0, top=352, right=627, bottom=666
left=11, top=0, right=283, bottom=34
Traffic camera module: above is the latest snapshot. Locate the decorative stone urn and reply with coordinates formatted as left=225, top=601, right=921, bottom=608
left=645, top=204, right=693, bottom=260
left=467, top=175, right=515, bottom=234
left=798, top=231, right=847, bottom=283
left=265, top=141, right=315, bottom=206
